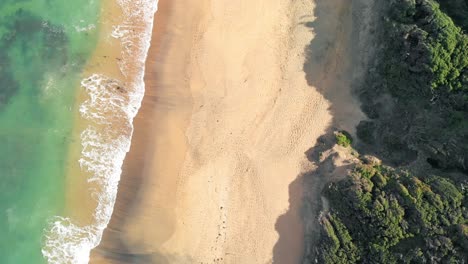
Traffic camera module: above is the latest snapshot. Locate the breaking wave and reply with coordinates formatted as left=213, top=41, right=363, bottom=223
left=42, top=0, right=158, bottom=263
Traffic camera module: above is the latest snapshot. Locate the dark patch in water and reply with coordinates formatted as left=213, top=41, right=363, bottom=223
left=0, top=9, right=69, bottom=109
left=0, top=53, right=17, bottom=108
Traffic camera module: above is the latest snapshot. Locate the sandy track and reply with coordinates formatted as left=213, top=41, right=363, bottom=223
left=89, top=0, right=353, bottom=263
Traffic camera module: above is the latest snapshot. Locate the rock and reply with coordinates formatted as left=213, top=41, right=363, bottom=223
left=361, top=155, right=381, bottom=166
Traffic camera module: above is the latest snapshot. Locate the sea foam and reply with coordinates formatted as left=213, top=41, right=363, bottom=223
left=42, top=0, right=158, bottom=263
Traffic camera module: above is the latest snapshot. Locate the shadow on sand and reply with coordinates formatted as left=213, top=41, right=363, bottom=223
left=272, top=0, right=376, bottom=263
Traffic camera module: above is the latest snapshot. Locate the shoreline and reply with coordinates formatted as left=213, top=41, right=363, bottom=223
left=89, top=0, right=182, bottom=261
left=45, top=0, right=158, bottom=262
left=64, top=0, right=125, bottom=228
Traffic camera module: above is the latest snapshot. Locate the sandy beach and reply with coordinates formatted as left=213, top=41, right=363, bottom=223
left=90, top=0, right=364, bottom=263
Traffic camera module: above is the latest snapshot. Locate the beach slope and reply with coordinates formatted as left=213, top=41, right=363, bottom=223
left=90, top=0, right=349, bottom=263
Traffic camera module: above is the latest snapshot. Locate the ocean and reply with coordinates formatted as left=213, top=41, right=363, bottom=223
left=0, top=0, right=157, bottom=263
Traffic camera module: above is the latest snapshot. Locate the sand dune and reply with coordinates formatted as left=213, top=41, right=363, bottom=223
left=90, top=0, right=363, bottom=263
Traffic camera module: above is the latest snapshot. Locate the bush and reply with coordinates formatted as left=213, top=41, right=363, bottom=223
left=335, top=131, right=353, bottom=147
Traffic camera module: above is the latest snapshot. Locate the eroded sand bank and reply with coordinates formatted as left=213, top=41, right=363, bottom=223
left=90, top=0, right=365, bottom=263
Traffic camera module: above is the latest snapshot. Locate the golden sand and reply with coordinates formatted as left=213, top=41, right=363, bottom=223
left=90, top=0, right=365, bottom=263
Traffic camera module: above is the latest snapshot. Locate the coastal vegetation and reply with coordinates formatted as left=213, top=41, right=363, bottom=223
left=307, top=0, right=468, bottom=262
left=358, top=0, right=468, bottom=170
left=335, top=131, right=353, bottom=148
left=436, top=0, right=468, bottom=31
left=314, top=163, right=467, bottom=263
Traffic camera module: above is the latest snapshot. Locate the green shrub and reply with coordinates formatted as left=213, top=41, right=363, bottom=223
left=335, top=131, right=353, bottom=147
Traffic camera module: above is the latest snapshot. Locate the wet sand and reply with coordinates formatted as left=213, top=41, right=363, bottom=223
left=89, top=0, right=363, bottom=263
left=60, top=0, right=157, bottom=260
left=89, top=0, right=200, bottom=262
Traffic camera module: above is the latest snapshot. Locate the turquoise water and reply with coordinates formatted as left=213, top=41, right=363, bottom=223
left=0, top=1, right=100, bottom=263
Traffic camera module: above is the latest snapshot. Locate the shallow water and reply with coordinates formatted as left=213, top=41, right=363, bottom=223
left=0, top=1, right=99, bottom=263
